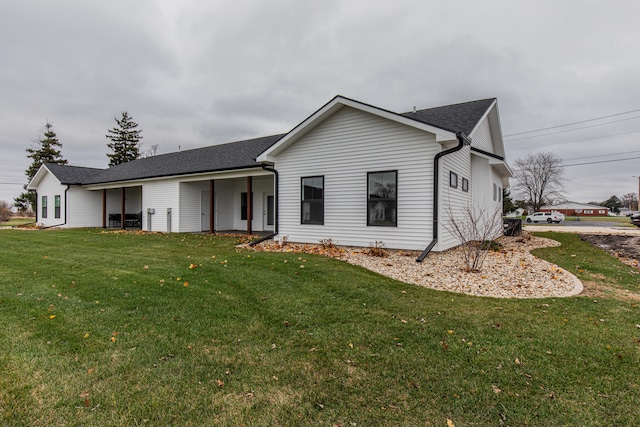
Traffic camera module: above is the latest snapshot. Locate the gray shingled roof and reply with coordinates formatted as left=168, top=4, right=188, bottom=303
left=48, top=134, right=285, bottom=185
left=401, top=98, right=495, bottom=135
left=44, top=164, right=103, bottom=184
left=44, top=98, right=495, bottom=186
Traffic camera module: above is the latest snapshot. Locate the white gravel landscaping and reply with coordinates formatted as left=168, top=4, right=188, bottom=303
left=254, top=233, right=583, bottom=299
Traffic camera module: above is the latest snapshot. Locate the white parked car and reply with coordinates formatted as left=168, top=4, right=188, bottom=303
left=525, top=211, right=565, bottom=224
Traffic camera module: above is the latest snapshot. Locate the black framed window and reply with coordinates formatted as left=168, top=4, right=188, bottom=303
left=41, top=196, right=47, bottom=218
left=462, top=178, right=469, bottom=192
left=54, top=195, right=61, bottom=219
left=493, top=183, right=497, bottom=201
left=449, top=171, right=458, bottom=189
left=301, top=176, right=324, bottom=225
left=367, top=171, right=397, bottom=227
left=240, top=192, right=253, bottom=220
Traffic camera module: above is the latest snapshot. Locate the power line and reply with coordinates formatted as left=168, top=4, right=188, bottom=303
left=563, top=150, right=640, bottom=163
left=504, top=108, right=640, bottom=137
left=507, top=129, right=640, bottom=151
left=505, top=115, right=640, bottom=142
left=563, top=156, right=640, bottom=168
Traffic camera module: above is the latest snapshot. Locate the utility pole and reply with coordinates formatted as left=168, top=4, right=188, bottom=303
left=633, top=176, right=640, bottom=211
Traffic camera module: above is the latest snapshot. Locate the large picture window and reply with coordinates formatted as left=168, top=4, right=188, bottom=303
left=367, top=171, right=397, bottom=227
left=54, top=195, right=61, bottom=219
left=41, top=196, right=47, bottom=218
left=301, top=176, right=324, bottom=225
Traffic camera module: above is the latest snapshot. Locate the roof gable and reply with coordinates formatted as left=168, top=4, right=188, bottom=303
left=27, top=164, right=103, bottom=189
left=257, top=96, right=461, bottom=163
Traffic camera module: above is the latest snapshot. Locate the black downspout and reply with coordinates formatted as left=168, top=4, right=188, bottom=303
left=416, top=131, right=471, bottom=262
left=63, top=185, right=69, bottom=226
left=249, top=164, right=279, bottom=246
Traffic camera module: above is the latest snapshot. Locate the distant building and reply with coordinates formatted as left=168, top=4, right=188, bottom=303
left=540, top=202, right=608, bottom=216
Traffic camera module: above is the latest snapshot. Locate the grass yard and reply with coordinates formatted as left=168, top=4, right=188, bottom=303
left=0, top=218, right=35, bottom=227
left=0, top=229, right=639, bottom=426
left=562, top=216, right=634, bottom=226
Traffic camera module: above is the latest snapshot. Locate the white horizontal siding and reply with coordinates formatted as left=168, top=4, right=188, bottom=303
left=215, top=180, right=235, bottom=230
left=470, top=154, right=503, bottom=240
left=275, top=106, right=439, bottom=250
left=438, top=146, right=472, bottom=251
left=179, top=181, right=208, bottom=233
left=67, top=188, right=102, bottom=227
left=470, top=118, right=494, bottom=153
left=142, top=180, right=179, bottom=232
left=35, top=173, right=67, bottom=227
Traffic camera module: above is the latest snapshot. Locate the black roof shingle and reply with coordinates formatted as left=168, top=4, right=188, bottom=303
left=47, top=134, right=284, bottom=185
left=401, top=98, right=495, bottom=135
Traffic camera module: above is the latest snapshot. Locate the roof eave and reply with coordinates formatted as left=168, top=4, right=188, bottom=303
left=26, top=164, right=55, bottom=190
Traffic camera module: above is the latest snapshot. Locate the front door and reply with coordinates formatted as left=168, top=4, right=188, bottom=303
left=264, top=193, right=274, bottom=231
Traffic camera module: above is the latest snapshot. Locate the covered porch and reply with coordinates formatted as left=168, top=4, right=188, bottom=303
left=176, top=174, right=275, bottom=235
left=101, top=186, right=143, bottom=230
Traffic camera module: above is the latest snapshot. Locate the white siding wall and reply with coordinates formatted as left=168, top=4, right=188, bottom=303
left=179, top=181, right=209, bottom=232
left=215, top=180, right=235, bottom=230
left=36, top=173, right=67, bottom=227
left=471, top=155, right=491, bottom=209
left=470, top=117, right=494, bottom=153
left=438, top=145, right=472, bottom=251
left=66, top=188, right=102, bottom=228
left=105, top=189, right=121, bottom=216
left=275, top=107, right=439, bottom=250
left=142, top=180, right=179, bottom=232
left=470, top=155, right=504, bottom=241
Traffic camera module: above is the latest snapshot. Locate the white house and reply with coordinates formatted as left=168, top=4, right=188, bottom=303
left=27, top=95, right=512, bottom=259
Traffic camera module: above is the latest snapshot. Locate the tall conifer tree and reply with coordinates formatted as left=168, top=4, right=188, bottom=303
left=106, top=111, right=143, bottom=166
left=14, top=121, right=67, bottom=212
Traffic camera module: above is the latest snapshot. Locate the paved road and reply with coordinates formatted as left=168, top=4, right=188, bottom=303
left=524, top=222, right=640, bottom=235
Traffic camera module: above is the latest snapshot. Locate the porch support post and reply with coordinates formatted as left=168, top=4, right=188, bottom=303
left=246, top=176, right=252, bottom=235
left=102, top=189, right=107, bottom=228
left=121, top=187, right=126, bottom=230
left=209, top=179, right=215, bottom=234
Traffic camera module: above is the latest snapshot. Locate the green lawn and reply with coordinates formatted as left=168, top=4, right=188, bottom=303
left=0, top=229, right=639, bottom=426
left=0, top=218, right=35, bottom=227
left=562, top=216, right=634, bottom=225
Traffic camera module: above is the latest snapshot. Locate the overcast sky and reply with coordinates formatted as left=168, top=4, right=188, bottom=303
left=2, top=0, right=640, bottom=207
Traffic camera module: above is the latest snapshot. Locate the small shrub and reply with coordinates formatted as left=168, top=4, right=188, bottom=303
left=318, top=238, right=335, bottom=249
left=0, top=200, right=12, bottom=223
left=366, top=240, right=389, bottom=258
left=278, top=235, right=289, bottom=247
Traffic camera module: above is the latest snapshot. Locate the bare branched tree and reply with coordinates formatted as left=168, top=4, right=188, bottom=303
left=511, top=152, right=565, bottom=212
left=444, top=203, right=504, bottom=272
left=621, top=192, right=637, bottom=210
left=0, top=201, right=13, bottom=223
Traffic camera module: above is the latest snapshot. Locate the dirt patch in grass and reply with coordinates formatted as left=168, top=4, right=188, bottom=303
left=581, top=234, right=640, bottom=269
left=580, top=280, right=640, bottom=301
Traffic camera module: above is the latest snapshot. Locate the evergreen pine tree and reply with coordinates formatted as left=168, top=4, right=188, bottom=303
left=14, top=121, right=68, bottom=212
left=106, top=112, right=143, bottom=166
